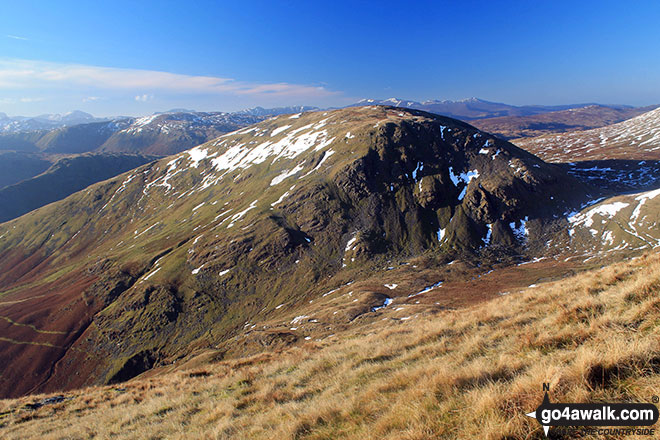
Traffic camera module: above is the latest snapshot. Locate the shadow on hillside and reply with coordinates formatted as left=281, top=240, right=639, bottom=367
left=557, top=159, right=660, bottom=195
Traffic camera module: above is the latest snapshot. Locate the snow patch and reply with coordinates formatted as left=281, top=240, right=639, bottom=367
left=270, top=163, right=304, bottom=186
left=187, top=147, right=210, bottom=168
left=409, top=281, right=443, bottom=298
left=271, top=191, right=290, bottom=207
left=143, top=267, right=161, bottom=281
left=345, top=235, right=358, bottom=252
left=569, top=202, right=630, bottom=230
left=192, top=264, right=206, bottom=275
left=372, top=298, right=393, bottom=312
left=510, top=217, right=529, bottom=240
left=448, top=167, right=479, bottom=201
left=271, top=125, right=292, bottom=137
left=631, top=188, right=660, bottom=223
left=227, top=200, right=258, bottom=228
left=483, top=223, right=492, bottom=245
left=291, top=315, right=308, bottom=325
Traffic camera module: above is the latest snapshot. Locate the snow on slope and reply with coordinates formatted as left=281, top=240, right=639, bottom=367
left=516, top=107, right=660, bottom=162
left=566, top=187, right=660, bottom=255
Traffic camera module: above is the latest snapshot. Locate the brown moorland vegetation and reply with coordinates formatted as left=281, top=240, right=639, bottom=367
left=1, top=251, right=659, bottom=439
left=472, top=104, right=657, bottom=140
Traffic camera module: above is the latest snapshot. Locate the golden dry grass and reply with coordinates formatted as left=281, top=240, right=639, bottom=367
left=1, top=253, right=660, bottom=439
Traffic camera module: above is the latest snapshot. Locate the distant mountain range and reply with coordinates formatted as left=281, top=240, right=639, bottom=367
left=0, top=107, right=315, bottom=223
left=471, top=104, right=659, bottom=140
left=0, top=106, right=325, bottom=157
left=0, top=100, right=656, bottom=225
left=0, top=113, right=264, bottom=155
left=0, top=110, right=104, bottom=133
left=0, top=106, right=319, bottom=136
left=349, top=97, right=635, bottom=120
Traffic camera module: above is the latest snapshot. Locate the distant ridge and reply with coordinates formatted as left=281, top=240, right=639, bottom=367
left=349, top=97, right=634, bottom=120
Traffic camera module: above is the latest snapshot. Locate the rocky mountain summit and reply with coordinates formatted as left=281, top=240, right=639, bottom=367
left=0, top=106, right=591, bottom=397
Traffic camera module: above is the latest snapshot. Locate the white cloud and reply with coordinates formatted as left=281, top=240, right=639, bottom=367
left=6, top=35, right=29, bottom=41
left=134, top=94, right=153, bottom=102
left=19, top=97, right=44, bottom=103
left=0, top=97, right=44, bottom=104
left=0, top=58, right=338, bottom=99
left=82, top=96, right=101, bottom=102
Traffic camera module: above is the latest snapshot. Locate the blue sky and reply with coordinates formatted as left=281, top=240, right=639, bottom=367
left=1, top=0, right=659, bottom=116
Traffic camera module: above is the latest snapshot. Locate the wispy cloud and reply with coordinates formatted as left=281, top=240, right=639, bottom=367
left=0, top=58, right=338, bottom=99
left=82, top=96, right=101, bottom=102
left=0, top=97, right=44, bottom=104
left=6, top=35, right=29, bottom=41
left=19, top=97, right=44, bottom=103
left=134, top=94, right=153, bottom=102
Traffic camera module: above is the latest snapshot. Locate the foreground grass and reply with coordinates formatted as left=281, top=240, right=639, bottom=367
left=2, top=253, right=660, bottom=439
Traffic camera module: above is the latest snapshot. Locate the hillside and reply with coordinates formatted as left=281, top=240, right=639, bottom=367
left=0, top=106, right=591, bottom=398
left=98, top=112, right=264, bottom=155
left=564, top=187, right=660, bottom=256
left=35, top=120, right=133, bottom=154
left=514, top=107, right=660, bottom=163
left=0, top=131, right=48, bottom=153
left=471, top=104, right=657, bottom=140
left=1, top=249, right=658, bottom=439
left=0, top=151, right=52, bottom=189
left=0, top=153, right=160, bottom=223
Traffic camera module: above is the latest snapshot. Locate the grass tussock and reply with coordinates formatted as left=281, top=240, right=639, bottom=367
left=1, top=253, right=660, bottom=439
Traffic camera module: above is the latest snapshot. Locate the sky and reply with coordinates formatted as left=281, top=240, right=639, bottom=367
left=1, top=0, right=660, bottom=117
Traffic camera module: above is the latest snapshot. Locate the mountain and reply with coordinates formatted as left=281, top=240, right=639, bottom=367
left=0, top=153, right=159, bottom=223
left=35, top=120, right=134, bottom=154
left=0, top=106, right=591, bottom=398
left=350, top=97, right=619, bottom=120
left=471, top=104, right=658, bottom=140
left=0, top=111, right=104, bottom=134
left=0, top=113, right=265, bottom=156
left=39, top=110, right=98, bottom=125
left=98, top=112, right=265, bottom=155
left=236, top=105, right=320, bottom=117
left=514, top=106, right=660, bottom=163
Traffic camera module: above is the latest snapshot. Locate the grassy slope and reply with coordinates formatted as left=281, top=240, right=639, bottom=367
left=1, top=251, right=658, bottom=440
